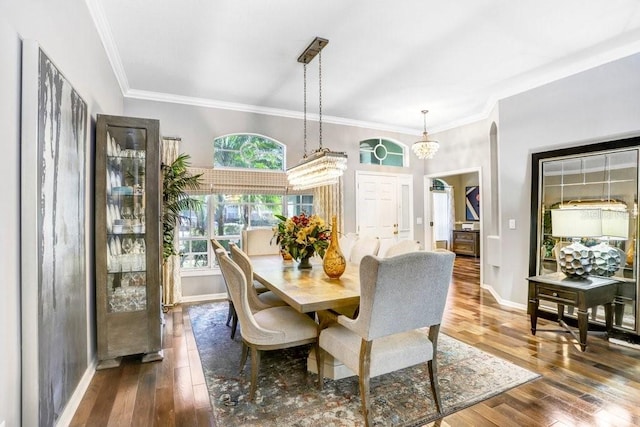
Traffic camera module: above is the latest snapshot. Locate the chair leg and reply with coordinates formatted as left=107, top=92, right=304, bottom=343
left=428, top=359, right=442, bottom=414
left=428, top=325, right=442, bottom=414
left=240, top=342, right=249, bottom=373
left=358, top=339, right=373, bottom=427
left=230, top=310, right=238, bottom=340
left=226, top=300, right=234, bottom=326
left=249, top=346, right=260, bottom=401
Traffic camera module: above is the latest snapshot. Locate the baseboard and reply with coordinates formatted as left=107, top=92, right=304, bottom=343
left=180, top=293, right=227, bottom=304
left=481, top=283, right=527, bottom=311
left=55, top=357, right=98, bottom=427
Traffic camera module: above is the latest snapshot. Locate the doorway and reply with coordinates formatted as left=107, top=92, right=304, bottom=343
left=355, top=171, right=414, bottom=249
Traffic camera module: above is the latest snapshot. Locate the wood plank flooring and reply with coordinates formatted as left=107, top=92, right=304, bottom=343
left=70, top=256, right=640, bottom=426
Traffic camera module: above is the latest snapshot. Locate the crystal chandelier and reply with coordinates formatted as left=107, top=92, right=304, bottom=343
left=287, top=37, right=347, bottom=190
left=412, top=110, right=440, bottom=160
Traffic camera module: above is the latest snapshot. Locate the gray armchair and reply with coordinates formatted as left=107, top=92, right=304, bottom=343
left=318, top=251, right=455, bottom=426
left=216, top=249, right=320, bottom=401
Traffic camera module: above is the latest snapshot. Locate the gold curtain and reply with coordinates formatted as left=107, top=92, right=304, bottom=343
left=161, top=137, right=182, bottom=307
left=313, top=177, right=344, bottom=234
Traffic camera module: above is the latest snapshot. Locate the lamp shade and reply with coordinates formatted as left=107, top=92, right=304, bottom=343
left=601, top=209, right=629, bottom=240
left=551, top=208, right=602, bottom=238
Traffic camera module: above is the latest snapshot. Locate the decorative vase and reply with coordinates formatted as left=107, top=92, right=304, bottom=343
left=323, top=215, right=347, bottom=279
left=298, top=254, right=313, bottom=270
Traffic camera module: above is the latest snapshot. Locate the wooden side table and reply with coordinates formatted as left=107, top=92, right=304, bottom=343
left=527, top=272, right=619, bottom=351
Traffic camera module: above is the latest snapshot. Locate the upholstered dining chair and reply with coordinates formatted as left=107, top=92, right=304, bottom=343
left=318, top=251, right=455, bottom=427
left=242, top=228, right=280, bottom=256
left=349, top=235, right=380, bottom=264
left=339, top=232, right=359, bottom=262
left=211, top=238, right=238, bottom=339
left=215, top=248, right=321, bottom=401
left=384, top=239, right=421, bottom=258
left=229, top=243, right=287, bottom=311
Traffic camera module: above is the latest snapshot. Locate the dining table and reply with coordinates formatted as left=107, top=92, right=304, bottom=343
left=250, top=254, right=361, bottom=379
left=250, top=255, right=361, bottom=314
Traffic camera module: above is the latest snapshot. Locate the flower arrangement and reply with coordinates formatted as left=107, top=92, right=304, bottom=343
left=272, top=213, right=331, bottom=262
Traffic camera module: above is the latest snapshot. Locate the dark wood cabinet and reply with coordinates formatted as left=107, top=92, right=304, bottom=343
left=95, top=114, right=163, bottom=369
left=452, top=230, right=480, bottom=257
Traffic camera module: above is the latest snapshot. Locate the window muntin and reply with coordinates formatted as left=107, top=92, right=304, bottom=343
left=214, top=134, right=285, bottom=171
left=359, top=138, right=406, bottom=167
left=179, top=194, right=313, bottom=270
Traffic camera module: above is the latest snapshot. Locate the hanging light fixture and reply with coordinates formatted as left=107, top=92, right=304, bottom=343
left=412, top=110, right=440, bottom=160
left=287, top=37, right=347, bottom=191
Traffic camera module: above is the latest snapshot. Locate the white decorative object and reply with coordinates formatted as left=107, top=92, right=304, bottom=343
left=591, top=243, right=622, bottom=277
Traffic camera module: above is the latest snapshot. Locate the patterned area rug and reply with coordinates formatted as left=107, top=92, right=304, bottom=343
left=188, top=302, right=540, bottom=426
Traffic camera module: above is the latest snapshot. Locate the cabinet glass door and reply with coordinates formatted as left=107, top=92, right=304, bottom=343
left=104, top=126, right=149, bottom=313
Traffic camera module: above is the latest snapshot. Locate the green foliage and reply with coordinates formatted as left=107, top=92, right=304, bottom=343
left=162, top=154, right=203, bottom=260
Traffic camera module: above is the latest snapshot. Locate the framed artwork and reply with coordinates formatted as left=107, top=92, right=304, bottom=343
left=465, top=186, right=480, bottom=221
left=21, top=40, right=88, bottom=426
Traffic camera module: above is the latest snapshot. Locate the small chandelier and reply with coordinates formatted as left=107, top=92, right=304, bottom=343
left=287, top=37, right=347, bottom=190
left=412, top=110, right=440, bottom=160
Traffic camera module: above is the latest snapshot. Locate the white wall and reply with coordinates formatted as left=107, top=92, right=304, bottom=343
left=123, top=98, right=428, bottom=235
left=1, top=1, right=123, bottom=425
left=498, top=53, right=640, bottom=305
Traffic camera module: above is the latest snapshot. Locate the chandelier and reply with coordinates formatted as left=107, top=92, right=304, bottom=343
left=287, top=37, right=347, bottom=191
left=412, top=110, right=440, bottom=160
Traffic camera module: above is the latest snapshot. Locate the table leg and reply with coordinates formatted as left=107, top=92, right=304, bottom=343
left=529, top=298, right=539, bottom=335
left=557, top=304, right=565, bottom=322
left=604, top=302, right=613, bottom=334
left=577, top=309, right=588, bottom=352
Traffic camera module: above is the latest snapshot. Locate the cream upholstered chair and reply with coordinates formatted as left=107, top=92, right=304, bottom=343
left=349, top=236, right=380, bottom=264
left=339, top=232, right=358, bottom=261
left=319, top=251, right=456, bottom=426
left=216, top=248, right=320, bottom=401
left=242, top=228, right=280, bottom=256
left=384, top=239, right=421, bottom=258
left=241, top=228, right=279, bottom=293
left=229, top=243, right=287, bottom=311
left=211, top=239, right=238, bottom=339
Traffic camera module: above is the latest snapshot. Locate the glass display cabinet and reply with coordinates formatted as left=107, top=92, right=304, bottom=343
left=95, top=114, right=162, bottom=369
left=530, top=137, right=640, bottom=335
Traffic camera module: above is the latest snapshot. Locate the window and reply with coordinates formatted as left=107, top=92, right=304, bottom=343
left=179, top=195, right=313, bottom=270
left=359, top=138, right=406, bottom=167
left=214, top=134, right=285, bottom=170
left=180, top=133, right=311, bottom=271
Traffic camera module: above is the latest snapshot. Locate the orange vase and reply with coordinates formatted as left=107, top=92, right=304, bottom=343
left=323, top=215, right=347, bottom=279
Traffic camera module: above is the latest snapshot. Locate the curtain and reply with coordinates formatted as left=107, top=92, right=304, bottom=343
left=313, top=177, right=345, bottom=234
left=161, top=137, right=182, bottom=307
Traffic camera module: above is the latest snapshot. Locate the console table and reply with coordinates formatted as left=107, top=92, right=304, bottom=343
left=527, top=272, right=619, bottom=351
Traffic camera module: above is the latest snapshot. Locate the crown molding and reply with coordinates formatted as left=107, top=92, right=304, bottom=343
left=85, top=0, right=130, bottom=94
left=124, top=89, right=420, bottom=135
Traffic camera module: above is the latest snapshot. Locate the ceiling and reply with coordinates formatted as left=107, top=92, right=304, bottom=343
left=89, top=0, right=640, bottom=135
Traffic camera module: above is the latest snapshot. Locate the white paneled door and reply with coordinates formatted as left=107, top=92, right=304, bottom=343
left=355, top=172, right=413, bottom=248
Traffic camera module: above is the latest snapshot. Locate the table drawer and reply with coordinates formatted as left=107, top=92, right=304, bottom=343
left=537, top=286, right=578, bottom=305
left=453, top=242, right=475, bottom=253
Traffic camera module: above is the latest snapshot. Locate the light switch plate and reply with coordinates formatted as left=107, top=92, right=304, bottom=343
left=509, top=219, right=516, bottom=229
left=416, top=217, right=423, bottom=224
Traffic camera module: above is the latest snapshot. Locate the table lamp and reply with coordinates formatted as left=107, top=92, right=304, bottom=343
left=591, top=209, right=629, bottom=276
left=551, top=208, right=602, bottom=278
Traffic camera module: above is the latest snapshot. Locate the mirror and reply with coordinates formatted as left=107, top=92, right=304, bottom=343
left=530, top=140, right=640, bottom=333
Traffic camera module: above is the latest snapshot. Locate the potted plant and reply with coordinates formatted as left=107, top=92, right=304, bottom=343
left=161, top=153, right=203, bottom=260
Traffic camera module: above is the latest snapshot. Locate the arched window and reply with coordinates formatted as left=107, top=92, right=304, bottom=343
left=359, top=138, right=406, bottom=167
left=214, top=133, right=285, bottom=170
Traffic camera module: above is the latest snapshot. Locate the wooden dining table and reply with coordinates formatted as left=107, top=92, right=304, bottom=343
left=250, top=255, right=361, bottom=314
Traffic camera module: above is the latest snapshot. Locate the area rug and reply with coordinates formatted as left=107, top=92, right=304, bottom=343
left=188, top=302, right=540, bottom=426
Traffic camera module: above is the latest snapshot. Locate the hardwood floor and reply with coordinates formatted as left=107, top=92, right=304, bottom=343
left=71, top=256, right=640, bottom=426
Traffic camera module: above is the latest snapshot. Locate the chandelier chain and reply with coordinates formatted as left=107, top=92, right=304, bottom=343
left=319, top=50, right=323, bottom=150
left=303, top=63, right=307, bottom=157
